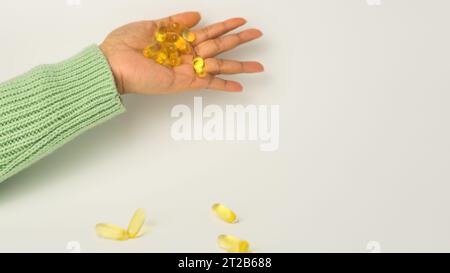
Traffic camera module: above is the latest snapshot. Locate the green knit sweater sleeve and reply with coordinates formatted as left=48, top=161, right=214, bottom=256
left=0, top=45, right=125, bottom=184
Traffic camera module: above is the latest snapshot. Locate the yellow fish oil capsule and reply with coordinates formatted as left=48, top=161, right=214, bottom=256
left=155, top=25, right=168, bottom=42
left=155, top=50, right=168, bottom=65
left=143, top=43, right=161, bottom=59
left=127, top=208, right=146, bottom=239
left=197, top=70, right=207, bottom=78
left=166, top=32, right=180, bottom=43
left=192, top=57, right=203, bottom=68
left=182, top=30, right=196, bottom=43
left=193, top=57, right=207, bottom=78
left=143, top=47, right=151, bottom=58
left=212, top=203, right=237, bottom=223
left=176, top=40, right=190, bottom=54
left=162, top=42, right=177, bottom=54
left=96, top=224, right=128, bottom=241
left=218, top=235, right=250, bottom=253
left=165, top=32, right=188, bottom=52
left=167, top=22, right=185, bottom=34
left=167, top=52, right=182, bottom=67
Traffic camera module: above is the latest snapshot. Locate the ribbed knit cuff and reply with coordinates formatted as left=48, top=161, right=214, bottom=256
left=0, top=45, right=125, bottom=183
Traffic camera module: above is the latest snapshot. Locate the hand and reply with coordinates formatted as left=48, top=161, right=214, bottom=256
left=100, top=11, right=264, bottom=95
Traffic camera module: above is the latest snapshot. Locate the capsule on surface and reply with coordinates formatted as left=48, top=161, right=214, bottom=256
left=212, top=203, right=238, bottom=223
left=127, top=208, right=146, bottom=239
left=95, top=224, right=128, bottom=241
left=218, top=234, right=250, bottom=253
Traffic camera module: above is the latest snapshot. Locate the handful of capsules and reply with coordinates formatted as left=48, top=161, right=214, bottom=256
left=143, top=22, right=207, bottom=77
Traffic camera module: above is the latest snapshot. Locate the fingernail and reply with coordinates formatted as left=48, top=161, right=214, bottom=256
left=258, top=63, right=265, bottom=72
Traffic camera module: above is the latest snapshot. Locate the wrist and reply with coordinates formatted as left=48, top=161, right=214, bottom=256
left=99, top=43, right=125, bottom=95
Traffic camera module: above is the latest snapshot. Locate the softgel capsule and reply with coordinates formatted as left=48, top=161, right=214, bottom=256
left=127, top=208, right=146, bottom=239
left=193, top=57, right=207, bottom=78
left=96, top=208, right=146, bottom=241
left=218, top=234, right=251, bottom=253
left=95, top=223, right=129, bottom=241
left=212, top=203, right=238, bottom=224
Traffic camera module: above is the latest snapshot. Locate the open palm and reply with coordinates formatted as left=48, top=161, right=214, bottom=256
left=100, top=12, right=264, bottom=95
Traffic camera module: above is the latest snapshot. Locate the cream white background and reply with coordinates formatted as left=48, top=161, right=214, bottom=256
left=1, top=0, right=450, bottom=252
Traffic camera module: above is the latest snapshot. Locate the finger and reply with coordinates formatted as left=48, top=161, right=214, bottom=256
left=206, top=77, right=243, bottom=92
left=205, top=59, right=264, bottom=75
left=193, top=18, right=247, bottom=45
left=196, top=29, right=263, bottom=59
left=157, top=11, right=201, bottom=28
left=191, top=76, right=243, bottom=92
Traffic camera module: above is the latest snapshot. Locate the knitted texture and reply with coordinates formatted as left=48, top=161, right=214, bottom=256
left=0, top=45, right=125, bottom=183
